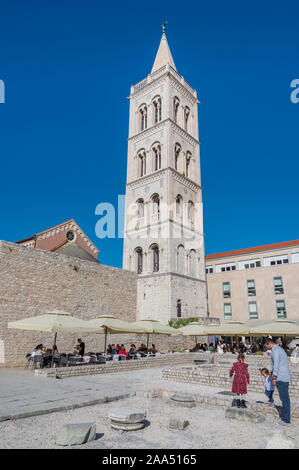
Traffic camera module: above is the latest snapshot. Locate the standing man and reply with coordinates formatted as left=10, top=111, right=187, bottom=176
left=77, top=338, right=85, bottom=357
left=265, top=338, right=291, bottom=425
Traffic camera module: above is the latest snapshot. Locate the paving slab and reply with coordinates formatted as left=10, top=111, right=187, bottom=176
left=1, top=396, right=299, bottom=449
left=1, top=366, right=299, bottom=422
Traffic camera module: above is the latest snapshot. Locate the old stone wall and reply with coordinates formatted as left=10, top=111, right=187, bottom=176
left=137, top=273, right=208, bottom=323
left=162, top=362, right=299, bottom=397
left=0, top=241, right=138, bottom=366
left=0, top=241, right=207, bottom=367
left=35, top=352, right=194, bottom=378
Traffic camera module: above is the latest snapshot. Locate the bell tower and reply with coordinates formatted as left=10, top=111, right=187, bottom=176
left=123, top=26, right=208, bottom=323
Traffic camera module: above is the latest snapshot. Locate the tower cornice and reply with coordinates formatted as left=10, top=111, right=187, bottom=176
left=129, top=118, right=200, bottom=147
left=130, top=65, right=198, bottom=103
left=126, top=167, right=201, bottom=193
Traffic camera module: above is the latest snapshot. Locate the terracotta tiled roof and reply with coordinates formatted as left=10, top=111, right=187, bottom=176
left=16, top=219, right=75, bottom=244
left=205, top=240, right=299, bottom=260
left=16, top=219, right=99, bottom=256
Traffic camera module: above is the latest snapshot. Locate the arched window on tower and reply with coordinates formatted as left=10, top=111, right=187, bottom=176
left=138, top=150, right=146, bottom=177
left=150, top=194, right=160, bottom=223
left=173, top=97, right=180, bottom=123
left=152, top=143, right=161, bottom=171
left=184, top=106, right=190, bottom=133
left=139, top=105, right=147, bottom=131
left=137, top=198, right=144, bottom=220
left=189, top=249, right=197, bottom=277
left=177, top=245, right=185, bottom=274
left=153, top=96, right=162, bottom=124
left=187, top=200, right=195, bottom=227
left=177, top=299, right=182, bottom=318
left=176, top=194, right=183, bottom=218
left=150, top=244, right=160, bottom=272
left=186, top=152, right=191, bottom=178
left=135, top=247, right=143, bottom=274
left=174, top=143, right=181, bottom=171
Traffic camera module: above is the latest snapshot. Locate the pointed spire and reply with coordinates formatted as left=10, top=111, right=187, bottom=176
left=151, top=22, right=176, bottom=74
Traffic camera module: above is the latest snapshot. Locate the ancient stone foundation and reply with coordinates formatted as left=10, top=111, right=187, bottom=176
left=35, top=352, right=194, bottom=378
left=162, top=361, right=299, bottom=397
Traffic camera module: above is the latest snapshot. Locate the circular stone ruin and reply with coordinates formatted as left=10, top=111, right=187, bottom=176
left=170, top=393, right=196, bottom=408
left=108, top=408, right=146, bottom=431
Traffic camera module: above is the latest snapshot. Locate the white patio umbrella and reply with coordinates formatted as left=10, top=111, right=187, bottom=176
left=177, top=322, right=209, bottom=347
left=8, top=310, right=103, bottom=367
left=86, top=315, right=146, bottom=353
left=205, top=321, right=250, bottom=345
left=132, top=319, right=181, bottom=349
left=248, top=319, right=299, bottom=336
left=179, top=322, right=209, bottom=336
left=206, top=321, right=250, bottom=336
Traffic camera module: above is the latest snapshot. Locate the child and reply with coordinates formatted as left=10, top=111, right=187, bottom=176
left=229, top=353, right=250, bottom=408
left=260, top=367, right=274, bottom=406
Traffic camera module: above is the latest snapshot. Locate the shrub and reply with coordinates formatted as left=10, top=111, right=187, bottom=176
left=169, top=317, right=200, bottom=329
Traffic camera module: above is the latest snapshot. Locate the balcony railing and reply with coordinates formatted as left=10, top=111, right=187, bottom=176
left=136, top=217, right=145, bottom=228
left=150, top=213, right=160, bottom=224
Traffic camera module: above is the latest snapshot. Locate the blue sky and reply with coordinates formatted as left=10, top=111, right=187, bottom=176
left=0, top=0, right=298, bottom=267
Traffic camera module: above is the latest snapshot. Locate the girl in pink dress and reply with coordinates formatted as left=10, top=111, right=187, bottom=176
left=230, top=353, right=250, bottom=408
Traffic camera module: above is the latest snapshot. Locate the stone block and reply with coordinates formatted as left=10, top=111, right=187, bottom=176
left=169, top=418, right=190, bottom=430
left=170, top=393, right=196, bottom=408
left=108, top=408, right=146, bottom=431
left=225, top=407, right=265, bottom=423
left=55, top=422, right=96, bottom=446
left=108, top=408, right=146, bottom=423
left=111, top=422, right=145, bottom=431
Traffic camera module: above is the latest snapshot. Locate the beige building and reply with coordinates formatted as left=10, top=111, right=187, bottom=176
left=205, top=240, right=299, bottom=323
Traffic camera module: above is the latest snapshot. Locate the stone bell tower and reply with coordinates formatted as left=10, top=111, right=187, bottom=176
left=123, top=25, right=208, bottom=324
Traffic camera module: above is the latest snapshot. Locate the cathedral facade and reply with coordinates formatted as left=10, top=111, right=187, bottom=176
left=123, top=30, right=208, bottom=323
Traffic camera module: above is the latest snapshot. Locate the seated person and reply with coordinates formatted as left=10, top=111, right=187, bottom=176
left=32, top=344, right=47, bottom=367
left=110, top=344, right=117, bottom=355
left=149, top=344, right=157, bottom=355
left=116, top=344, right=121, bottom=354
left=31, top=344, right=43, bottom=357
left=128, top=344, right=137, bottom=358
left=208, top=343, right=214, bottom=352
left=118, top=346, right=130, bottom=360
left=137, top=343, right=148, bottom=356
left=107, top=344, right=112, bottom=354
left=43, top=348, right=53, bottom=367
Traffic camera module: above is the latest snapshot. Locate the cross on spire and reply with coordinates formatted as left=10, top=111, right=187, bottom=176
left=151, top=21, right=176, bottom=73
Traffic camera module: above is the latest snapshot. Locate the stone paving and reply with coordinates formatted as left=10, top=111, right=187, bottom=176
left=1, top=396, right=299, bottom=449
left=1, top=365, right=299, bottom=449
left=1, top=365, right=299, bottom=422
left=0, top=367, right=137, bottom=421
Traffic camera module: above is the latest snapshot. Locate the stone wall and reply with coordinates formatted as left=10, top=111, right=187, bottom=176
left=137, top=273, right=207, bottom=323
left=35, top=352, right=194, bottom=378
left=162, top=361, right=299, bottom=397
left=0, top=241, right=137, bottom=366
left=0, top=241, right=208, bottom=367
